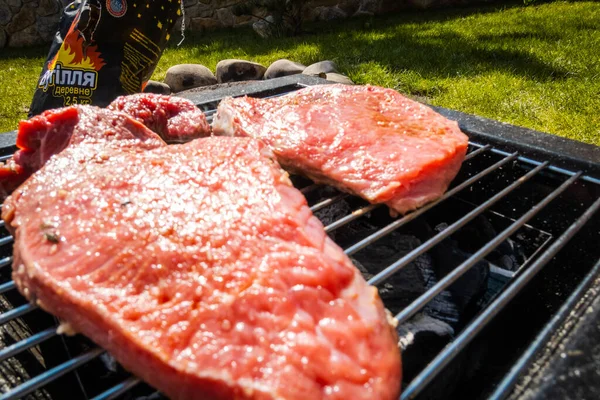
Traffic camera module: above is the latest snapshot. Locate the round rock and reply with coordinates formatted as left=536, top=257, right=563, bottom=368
left=303, top=60, right=338, bottom=76
left=143, top=80, right=171, bottom=95
left=164, top=64, right=217, bottom=93
left=264, top=59, right=306, bottom=79
left=252, top=15, right=275, bottom=39
left=338, top=0, right=360, bottom=15
left=216, top=59, right=267, bottom=83
left=7, top=25, right=41, bottom=47
left=314, top=6, right=347, bottom=21
left=358, top=0, right=380, bottom=13
left=325, top=73, right=354, bottom=85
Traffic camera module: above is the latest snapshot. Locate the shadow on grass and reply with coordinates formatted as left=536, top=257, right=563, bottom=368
left=172, top=1, right=568, bottom=84
left=1, top=1, right=569, bottom=84
left=0, top=45, right=48, bottom=61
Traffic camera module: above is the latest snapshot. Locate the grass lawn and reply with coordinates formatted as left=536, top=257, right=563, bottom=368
left=0, top=1, right=598, bottom=146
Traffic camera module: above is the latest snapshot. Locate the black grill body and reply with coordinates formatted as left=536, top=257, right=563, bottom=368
left=0, top=75, right=598, bottom=400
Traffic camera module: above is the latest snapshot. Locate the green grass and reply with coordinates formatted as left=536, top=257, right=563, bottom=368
left=1, top=1, right=598, bottom=145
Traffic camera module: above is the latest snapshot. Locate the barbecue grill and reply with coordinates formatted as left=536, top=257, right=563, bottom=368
left=0, top=75, right=598, bottom=400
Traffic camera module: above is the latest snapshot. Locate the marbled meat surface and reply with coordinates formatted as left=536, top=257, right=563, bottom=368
left=3, top=132, right=401, bottom=400
left=108, top=93, right=211, bottom=143
left=213, top=84, right=469, bottom=214
left=0, top=105, right=165, bottom=197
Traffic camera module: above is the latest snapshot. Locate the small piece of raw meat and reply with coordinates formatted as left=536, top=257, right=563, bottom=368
left=213, top=84, right=469, bottom=214
left=0, top=106, right=164, bottom=198
left=4, top=136, right=401, bottom=400
left=108, top=93, right=211, bottom=143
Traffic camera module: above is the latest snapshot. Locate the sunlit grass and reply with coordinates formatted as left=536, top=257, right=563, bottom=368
left=1, top=1, right=598, bottom=145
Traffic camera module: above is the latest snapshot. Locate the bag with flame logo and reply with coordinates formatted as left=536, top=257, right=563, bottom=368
left=29, top=0, right=182, bottom=117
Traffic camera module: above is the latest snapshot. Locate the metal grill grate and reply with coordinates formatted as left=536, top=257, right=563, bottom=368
left=0, top=77, right=598, bottom=400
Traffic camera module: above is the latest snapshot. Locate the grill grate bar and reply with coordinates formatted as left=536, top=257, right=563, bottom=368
left=0, top=220, right=4, bottom=228
left=325, top=204, right=379, bottom=233
left=345, top=152, right=520, bottom=256
left=0, top=280, right=15, bottom=294
left=490, top=257, right=600, bottom=400
left=90, top=377, right=141, bottom=400
left=0, top=235, right=14, bottom=246
left=0, top=154, right=11, bottom=162
left=0, top=327, right=56, bottom=362
left=0, top=347, right=104, bottom=400
left=0, top=303, right=37, bottom=326
left=395, top=171, right=581, bottom=324
left=300, top=183, right=320, bottom=195
left=464, top=144, right=491, bottom=160
left=310, top=193, right=348, bottom=213
left=400, top=194, right=600, bottom=400
left=470, top=142, right=600, bottom=185
left=0, top=256, right=13, bottom=269
left=368, top=160, right=548, bottom=286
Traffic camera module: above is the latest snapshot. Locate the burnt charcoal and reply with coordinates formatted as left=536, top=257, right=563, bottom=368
left=351, top=234, right=426, bottom=314
left=411, top=220, right=490, bottom=328
left=350, top=232, right=462, bottom=325
left=99, top=353, right=118, bottom=373
left=312, top=196, right=353, bottom=234
left=397, top=313, right=454, bottom=383
left=453, top=215, right=526, bottom=271
left=433, top=223, right=489, bottom=324
left=134, top=392, right=166, bottom=400
left=419, top=261, right=461, bottom=327
left=493, top=237, right=526, bottom=271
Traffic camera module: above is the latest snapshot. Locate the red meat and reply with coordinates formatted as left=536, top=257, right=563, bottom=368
left=0, top=106, right=164, bottom=198
left=213, top=84, right=469, bottom=214
left=108, top=93, right=211, bottom=143
left=4, top=136, right=401, bottom=400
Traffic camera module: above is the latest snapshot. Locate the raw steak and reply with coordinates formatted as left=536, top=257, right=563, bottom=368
left=0, top=106, right=165, bottom=198
left=213, top=84, right=469, bottom=214
left=4, top=136, right=401, bottom=400
left=108, top=93, right=211, bottom=143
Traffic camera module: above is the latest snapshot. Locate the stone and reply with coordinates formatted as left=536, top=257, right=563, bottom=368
left=216, top=7, right=234, bottom=27
left=143, top=80, right=171, bottom=95
left=183, top=0, right=198, bottom=8
left=0, top=28, right=6, bottom=48
left=252, top=15, right=274, bottom=39
left=216, top=59, right=266, bottom=83
left=325, top=72, right=354, bottom=85
left=358, top=0, right=380, bottom=13
left=310, top=0, right=339, bottom=5
left=6, top=0, right=19, bottom=8
left=303, top=60, right=338, bottom=76
left=234, top=14, right=253, bottom=26
left=36, top=0, right=59, bottom=17
left=185, top=4, right=214, bottom=18
left=353, top=10, right=374, bottom=17
left=190, top=17, right=222, bottom=31
left=264, top=59, right=306, bottom=79
left=6, top=5, right=36, bottom=34
left=164, top=64, right=217, bottom=92
left=174, top=15, right=192, bottom=33
left=0, top=0, right=12, bottom=26
left=380, top=0, right=407, bottom=12
left=315, top=6, right=347, bottom=21
left=185, top=0, right=214, bottom=16
left=210, top=0, right=239, bottom=7
left=409, top=0, right=438, bottom=9
left=7, top=24, right=41, bottom=47
left=338, top=0, right=360, bottom=15
left=37, top=13, right=60, bottom=42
